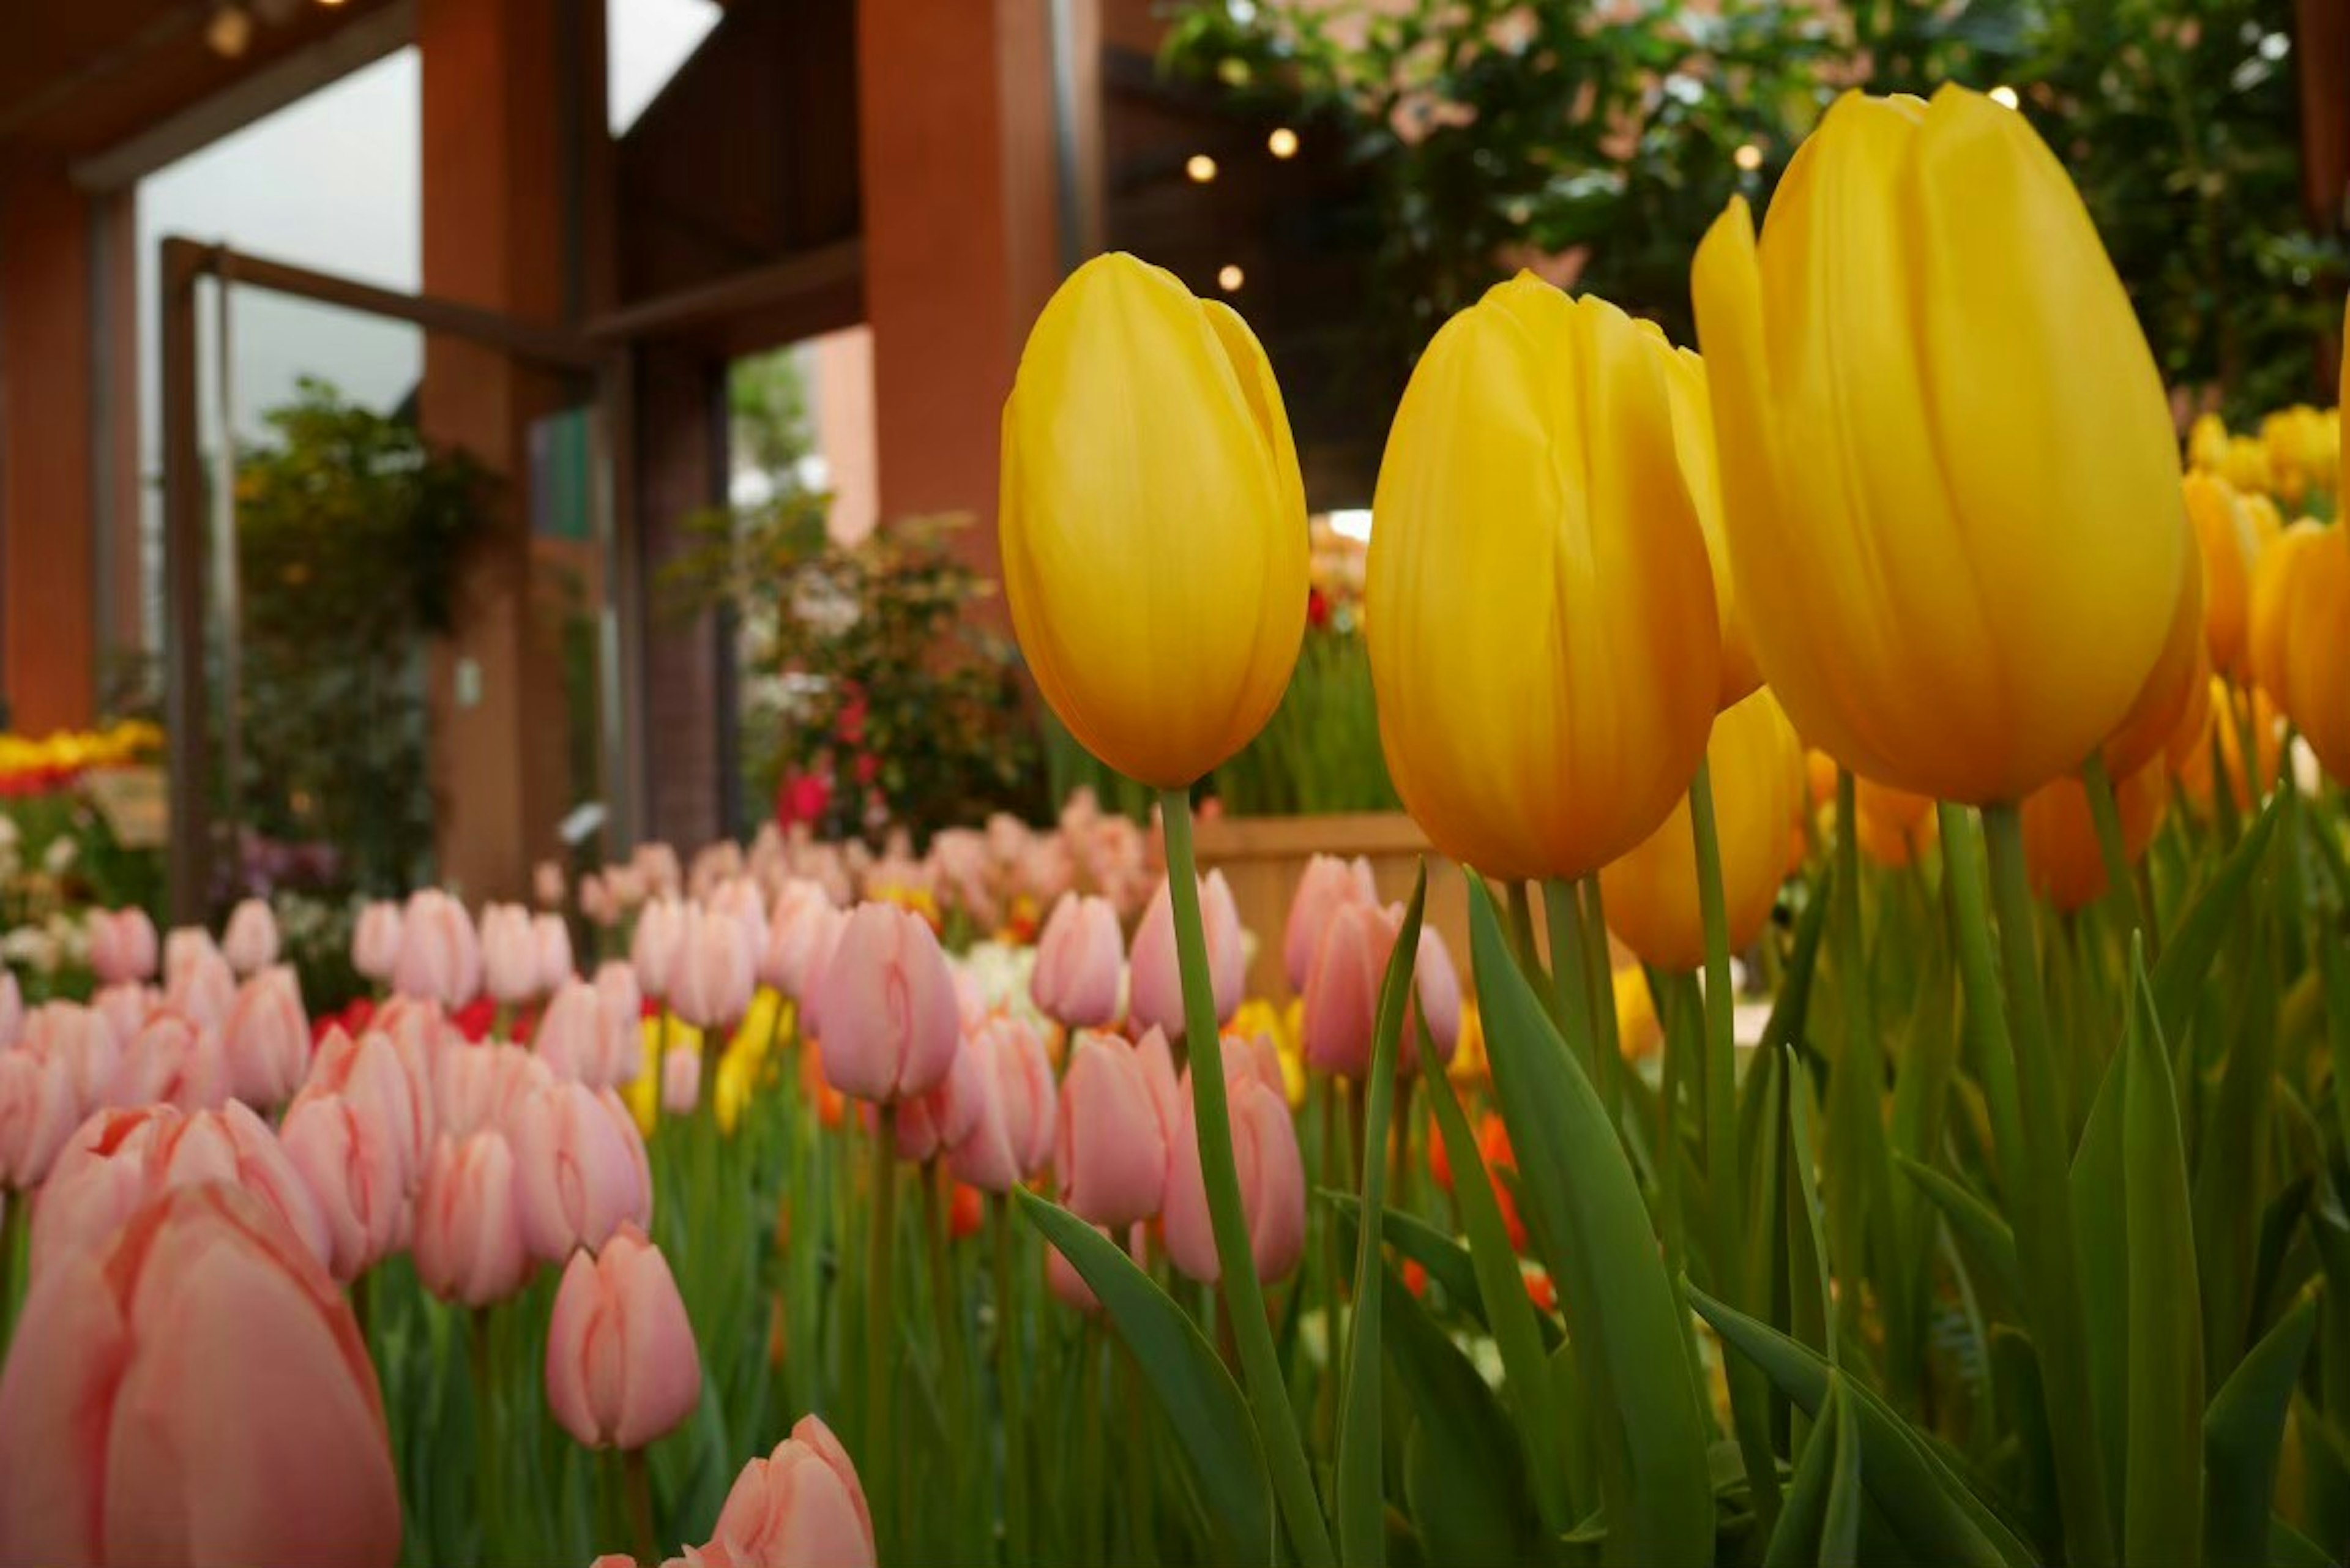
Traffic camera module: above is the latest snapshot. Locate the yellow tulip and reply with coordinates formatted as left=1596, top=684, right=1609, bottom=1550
left=999, top=252, right=1307, bottom=787
left=2183, top=472, right=2256, bottom=676
left=2248, top=520, right=2327, bottom=711
left=2260, top=405, right=2335, bottom=506
left=2187, top=412, right=2229, bottom=473
left=1651, top=340, right=1762, bottom=707
left=2102, top=541, right=2206, bottom=779
left=1692, top=86, right=2189, bottom=805
left=1366, top=274, right=1721, bottom=881
left=1613, top=964, right=1662, bottom=1062
left=1602, top=689, right=1804, bottom=972
left=2020, top=758, right=2168, bottom=915
left=2176, top=676, right=2282, bottom=814
left=2268, top=525, right=2350, bottom=786
left=2222, top=435, right=2274, bottom=498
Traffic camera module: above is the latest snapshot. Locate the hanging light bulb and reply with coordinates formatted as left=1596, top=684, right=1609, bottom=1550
left=1267, top=127, right=1299, bottom=159
left=1217, top=264, right=1244, bottom=293
left=1185, top=154, right=1218, bottom=184
left=206, top=4, right=254, bottom=56
left=1732, top=141, right=1764, bottom=173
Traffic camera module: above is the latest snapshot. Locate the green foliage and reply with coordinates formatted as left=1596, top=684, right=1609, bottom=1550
left=1164, top=0, right=2341, bottom=420
left=234, top=378, right=493, bottom=895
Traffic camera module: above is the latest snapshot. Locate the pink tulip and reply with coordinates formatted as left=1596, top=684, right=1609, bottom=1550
left=396, top=890, right=483, bottom=1009
left=759, top=881, right=830, bottom=991
left=25, top=1001, right=121, bottom=1118
left=0, top=968, right=21, bottom=1048
left=535, top=858, right=569, bottom=909
left=1163, top=1060, right=1307, bottom=1283
left=152, top=1102, right=333, bottom=1269
left=670, top=905, right=755, bottom=1032
left=662, top=1045, right=701, bottom=1114
left=112, top=1009, right=230, bottom=1112
left=86, top=906, right=160, bottom=986
left=222, top=897, right=280, bottom=976
left=640, top=842, right=687, bottom=898
left=1301, top=900, right=1397, bottom=1078
left=1127, top=872, right=1245, bottom=1039
left=594, top=962, right=646, bottom=1086
left=545, top=1223, right=701, bottom=1450
left=632, top=897, right=687, bottom=999
left=535, top=914, right=576, bottom=993
left=1400, top=927, right=1463, bottom=1074
left=535, top=979, right=605, bottom=1081
left=946, top=1015, right=1057, bottom=1193
left=413, top=1130, right=530, bottom=1305
left=282, top=1091, right=407, bottom=1282
left=1055, top=1028, right=1177, bottom=1227
left=581, top=874, right=618, bottom=928
left=0, top=1182, right=401, bottom=1567
left=482, top=902, right=540, bottom=1005
left=892, top=1032, right=984, bottom=1162
left=224, top=964, right=311, bottom=1108
left=710, top=877, right=769, bottom=954
left=91, top=980, right=154, bottom=1048
left=162, top=925, right=217, bottom=987
left=693, top=1415, right=875, bottom=1568
left=302, top=1026, right=433, bottom=1190
left=164, top=946, right=237, bottom=1034
left=437, top=1042, right=554, bottom=1140
left=1284, top=855, right=1379, bottom=993
left=352, top=900, right=405, bottom=982
left=512, top=1081, right=654, bottom=1262
left=0, top=1048, right=76, bottom=1188
left=1029, top=893, right=1124, bottom=1028
left=775, top=904, right=846, bottom=1037
left=816, top=903, right=960, bottom=1103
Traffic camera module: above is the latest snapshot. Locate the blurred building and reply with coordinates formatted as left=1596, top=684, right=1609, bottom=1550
left=0, top=0, right=1381, bottom=912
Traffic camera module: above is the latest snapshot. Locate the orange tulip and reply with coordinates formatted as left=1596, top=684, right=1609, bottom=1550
left=2020, top=761, right=2168, bottom=914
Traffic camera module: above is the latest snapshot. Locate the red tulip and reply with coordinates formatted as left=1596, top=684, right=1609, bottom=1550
left=545, top=1223, right=702, bottom=1450
left=0, top=1183, right=401, bottom=1567
left=1127, top=872, right=1245, bottom=1039
left=413, top=1130, right=530, bottom=1305
left=816, top=903, right=960, bottom=1103
left=1029, top=893, right=1124, bottom=1028
left=694, top=1415, right=875, bottom=1568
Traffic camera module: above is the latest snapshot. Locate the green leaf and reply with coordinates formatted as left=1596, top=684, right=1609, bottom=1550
left=1687, top=1283, right=2037, bottom=1568
left=1336, top=867, right=1427, bottom=1568
left=2119, top=950, right=2202, bottom=1567
left=2069, top=1029, right=2129, bottom=1520
left=1819, top=1374, right=1865, bottom=1568
left=2267, top=1512, right=2337, bottom=1568
left=1785, top=1048, right=1835, bottom=1365
left=1467, top=879, right=1715, bottom=1567
left=1016, top=1191, right=1274, bottom=1564
left=1385, top=1265, right=1555, bottom=1566
left=2148, top=799, right=2277, bottom=1050
left=2203, top=1292, right=2319, bottom=1568
left=1764, top=1368, right=1843, bottom=1568
left=1893, top=1154, right=2021, bottom=1309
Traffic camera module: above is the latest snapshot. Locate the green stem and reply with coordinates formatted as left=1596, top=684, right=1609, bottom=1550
left=472, top=1305, right=501, bottom=1559
left=1826, top=772, right=1899, bottom=1359
left=1980, top=804, right=2119, bottom=1568
left=1577, top=879, right=1625, bottom=1107
left=623, top=1446, right=658, bottom=1567
left=868, top=1106, right=900, bottom=1560
left=1542, top=880, right=1600, bottom=1083
left=0, top=1194, right=23, bottom=1364
left=1506, top=879, right=1541, bottom=976
left=2081, top=753, right=2155, bottom=953
left=993, top=1197, right=1029, bottom=1565
left=924, top=1164, right=970, bottom=1536
left=1123, top=1345, right=1157, bottom=1566
left=1161, top=789, right=1335, bottom=1568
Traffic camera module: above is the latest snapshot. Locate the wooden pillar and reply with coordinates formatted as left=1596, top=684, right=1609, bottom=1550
left=0, top=154, right=98, bottom=734
left=416, top=0, right=583, bottom=897
left=634, top=343, right=728, bottom=851
left=854, top=0, right=1089, bottom=587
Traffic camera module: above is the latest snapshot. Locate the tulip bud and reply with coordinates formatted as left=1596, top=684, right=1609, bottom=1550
left=224, top=965, right=311, bottom=1109
left=592, top=961, right=646, bottom=1087
left=87, top=906, right=159, bottom=987
left=1300, top=900, right=1395, bottom=1078
left=1283, top=855, right=1377, bottom=994
left=91, top=980, right=154, bottom=1048
left=534, top=913, right=575, bottom=995
left=352, top=900, right=405, bottom=982
left=1000, top=252, right=1308, bottom=788
left=1029, top=892, right=1125, bottom=1028
left=532, top=979, right=604, bottom=1081
left=815, top=903, right=960, bottom=1103
left=695, top=1415, right=876, bottom=1568
left=1054, top=1028, right=1177, bottom=1227
left=163, top=925, right=218, bottom=987
left=0, top=1047, right=77, bottom=1189
left=545, top=1224, right=701, bottom=1450
left=114, top=1009, right=230, bottom=1113
left=222, top=897, right=280, bottom=976
left=414, top=1130, right=530, bottom=1306
left=282, top=1091, right=408, bottom=1282
left=1127, top=872, right=1244, bottom=1039
left=632, top=897, right=687, bottom=999
left=947, top=1015, right=1058, bottom=1193
left=480, top=903, right=540, bottom=1006
left=1163, top=1061, right=1306, bottom=1284
left=301, top=1026, right=431, bottom=1190
left=511, top=1081, right=654, bottom=1262
left=166, top=946, right=237, bottom=1034
left=395, top=890, right=483, bottom=1010
left=662, top=1045, right=702, bottom=1116
left=670, top=905, right=756, bottom=1032
left=2021, top=761, right=2169, bottom=915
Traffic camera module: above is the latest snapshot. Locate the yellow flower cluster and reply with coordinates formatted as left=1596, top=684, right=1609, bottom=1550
left=2188, top=405, right=2342, bottom=509
left=0, top=720, right=163, bottom=786
left=627, top=987, right=793, bottom=1138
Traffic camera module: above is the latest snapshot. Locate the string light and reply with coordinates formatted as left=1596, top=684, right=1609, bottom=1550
left=1217, top=264, right=1244, bottom=293
left=1989, top=84, right=2020, bottom=109
left=1267, top=127, right=1299, bottom=159
left=1732, top=141, right=1763, bottom=172
left=206, top=4, right=253, bottom=56
left=1186, top=154, right=1218, bottom=184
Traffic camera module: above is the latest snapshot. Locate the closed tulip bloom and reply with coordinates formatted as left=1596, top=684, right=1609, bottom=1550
left=1029, top=892, right=1124, bottom=1028
left=1692, top=87, right=2188, bottom=804
left=1127, top=872, right=1244, bottom=1039
left=1368, top=275, right=1721, bottom=879
left=2249, top=520, right=2326, bottom=711
left=535, top=979, right=605, bottom=1082
left=1603, top=688, right=1805, bottom=972
left=87, top=907, right=159, bottom=987
left=2177, top=676, right=2283, bottom=813
left=163, top=925, right=218, bottom=987
left=481, top=903, right=540, bottom=1005
left=632, top=897, right=687, bottom=1000
left=414, top=1130, right=531, bottom=1305
left=2103, top=549, right=2208, bottom=779
left=111, top=1010, right=230, bottom=1113
left=221, top=897, right=280, bottom=976
left=1653, top=338, right=1763, bottom=707
left=535, top=914, right=575, bottom=994
left=1282, top=855, right=1378, bottom=993
left=1001, top=253, right=1307, bottom=788
left=0, top=1048, right=77, bottom=1188
left=946, top=1015, right=1058, bottom=1193
left=282, top=1091, right=407, bottom=1282
left=816, top=903, right=960, bottom=1103
left=670, top=905, right=756, bottom=1032
left=1055, top=1028, right=1176, bottom=1227
left=352, top=900, right=405, bottom=982
left=2184, top=472, right=2258, bottom=678
left=662, top=1044, right=702, bottom=1115
left=31, top=1106, right=182, bottom=1275
left=436, top=1040, right=554, bottom=1140
left=1300, top=899, right=1395, bottom=1077
left=396, top=890, right=483, bottom=1009
left=2188, top=411, right=2230, bottom=472
left=1163, top=1061, right=1307, bottom=1284
left=223, top=964, right=311, bottom=1108
left=91, top=981, right=153, bottom=1050
left=593, top=962, right=646, bottom=1087
left=892, top=1032, right=985, bottom=1162
left=1401, top=927, right=1463, bottom=1075
left=301, top=1026, right=431, bottom=1190
left=695, top=1415, right=876, bottom=1568
left=512, top=1080, right=654, bottom=1263
left=2272, top=525, right=2350, bottom=785
left=151, top=1102, right=333, bottom=1270
left=2021, top=760, right=2169, bottom=914
left=545, top=1223, right=702, bottom=1451
left=0, top=1182, right=401, bottom=1568
left=164, top=946, right=237, bottom=1034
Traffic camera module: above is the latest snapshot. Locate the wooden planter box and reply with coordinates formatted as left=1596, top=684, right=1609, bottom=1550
left=1190, top=810, right=1478, bottom=1002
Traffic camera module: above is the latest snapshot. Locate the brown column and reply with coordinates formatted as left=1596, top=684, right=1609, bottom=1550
left=416, top=0, right=580, bottom=898
left=855, top=0, right=1081, bottom=584
left=0, top=153, right=98, bottom=734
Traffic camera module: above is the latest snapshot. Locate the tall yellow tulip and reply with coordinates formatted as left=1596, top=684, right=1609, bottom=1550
left=1602, top=688, right=1804, bottom=972
left=1652, top=339, right=1762, bottom=708
left=2102, top=542, right=2205, bottom=779
left=1365, top=275, right=1721, bottom=881
left=999, top=253, right=1307, bottom=787
left=2270, top=525, right=2350, bottom=786
left=2182, top=472, right=2256, bottom=676
left=2248, top=520, right=2326, bottom=711
left=1691, top=86, right=2188, bottom=805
